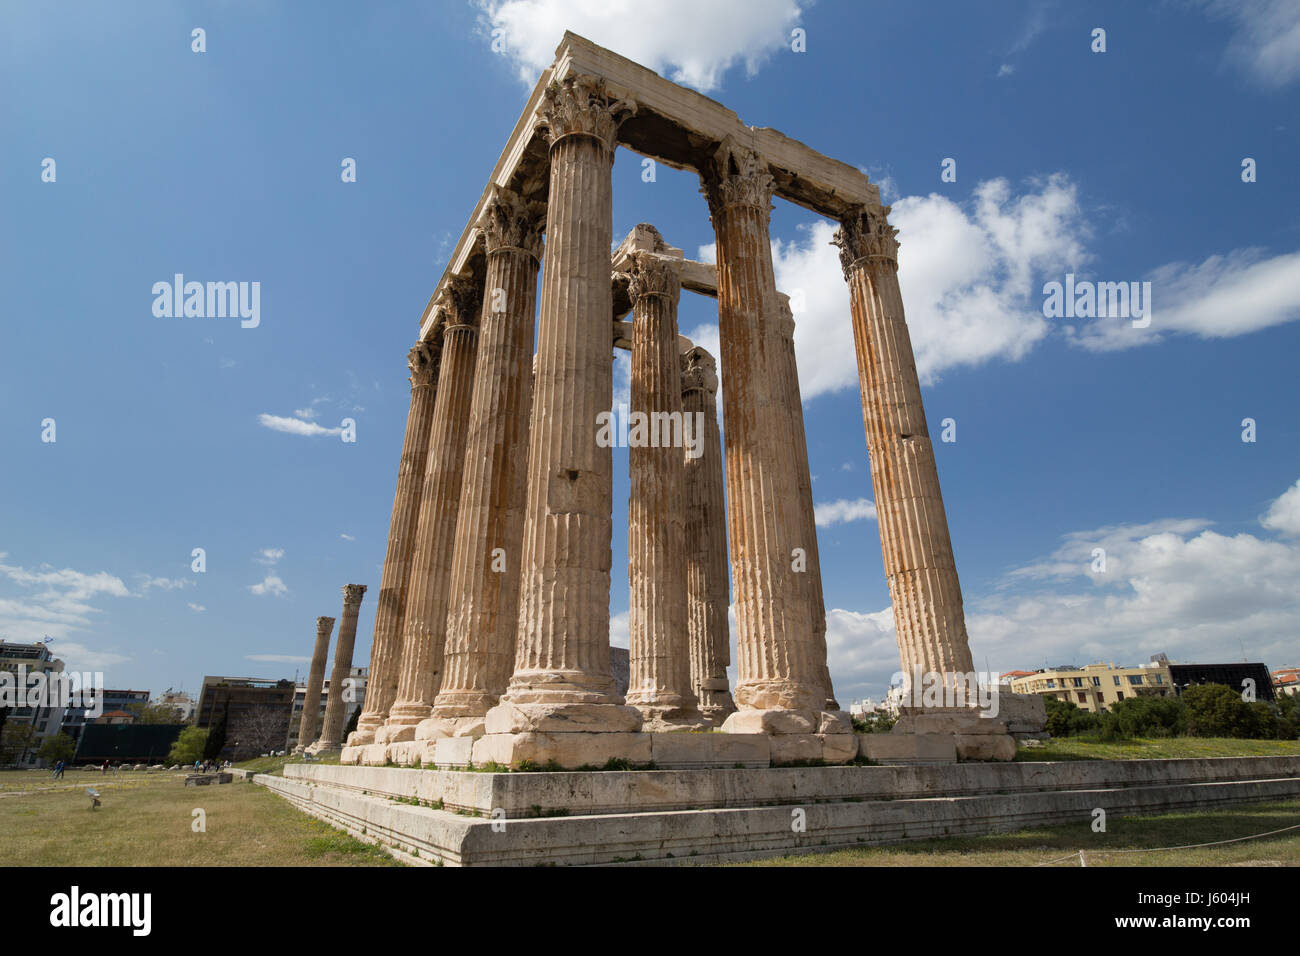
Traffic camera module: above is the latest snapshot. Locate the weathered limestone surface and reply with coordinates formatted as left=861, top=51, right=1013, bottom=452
left=772, top=295, right=839, bottom=713
left=311, top=584, right=367, bottom=752
left=488, top=74, right=642, bottom=736
left=350, top=342, right=440, bottom=747
left=680, top=347, right=736, bottom=726
left=623, top=251, right=706, bottom=731
left=832, top=206, right=974, bottom=684
left=380, top=278, right=481, bottom=743
left=422, top=187, right=544, bottom=740
left=295, top=616, right=334, bottom=752
left=703, top=139, right=826, bottom=739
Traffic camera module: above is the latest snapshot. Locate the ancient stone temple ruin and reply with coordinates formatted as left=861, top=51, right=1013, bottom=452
left=337, top=31, right=1012, bottom=770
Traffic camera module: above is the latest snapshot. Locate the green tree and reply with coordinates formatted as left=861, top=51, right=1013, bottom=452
left=37, top=732, right=76, bottom=764
left=202, top=705, right=228, bottom=760
left=127, top=701, right=186, bottom=725
left=1183, top=683, right=1257, bottom=738
left=1107, top=695, right=1187, bottom=738
left=0, top=721, right=36, bottom=766
left=342, top=706, right=360, bottom=740
left=168, top=726, right=208, bottom=765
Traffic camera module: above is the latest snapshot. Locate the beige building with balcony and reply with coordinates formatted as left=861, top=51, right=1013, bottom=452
left=1009, top=661, right=1173, bottom=712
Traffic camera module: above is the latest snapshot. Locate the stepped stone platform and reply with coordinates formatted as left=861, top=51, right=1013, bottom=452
left=255, top=755, right=1300, bottom=866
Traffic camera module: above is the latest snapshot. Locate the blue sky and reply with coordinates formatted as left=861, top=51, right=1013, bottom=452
left=2, top=0, right=1298, bottom=705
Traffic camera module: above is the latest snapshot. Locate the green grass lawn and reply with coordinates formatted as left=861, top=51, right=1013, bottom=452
left=234, top=752, right=340, bottom=776
left=739, top=798, right=1300, bottom=866
left=1015, top=737, right=1300, bottom=761
left=0, top=769, right=400, bottom=866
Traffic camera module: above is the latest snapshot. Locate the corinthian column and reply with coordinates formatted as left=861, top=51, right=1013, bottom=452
left=486, top=74, right=642, bottom=735
left=772, top=296, right=840, bottom=712
left=421, top=187, right=544, bottom=739
left=311, top=584, right=367, bottom=752
left=295, top=616, right=333, bottom=751
left=680, top=347, right=736, bottom=725
left=702, top=139, right=827, bottom=734
left=348, top=341, right=440, bottom=747
left=831, top=205, right=974, bottom=687
left=379, top=277, right=482, bottom=742
left=623, top=253, right=706, bottom=731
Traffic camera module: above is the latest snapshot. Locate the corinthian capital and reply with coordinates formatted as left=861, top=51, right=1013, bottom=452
left=701, top=138, right=775, bottom=219
left=438, top=274, right=483, bottom=329
left=831, top=204, right=900, bottom=278
left=478, top=185, right=546, bottom=260
left=315, top=616, right=335, bottom=633
left=622, top=252, right=681, bottom=304
left=680, top=346, right=718, bottom=395
left=407, top=340, right=440, bottom=388
left=341, top=583, right=367, bottom=605
left=536, top=74, right=636, bottom=154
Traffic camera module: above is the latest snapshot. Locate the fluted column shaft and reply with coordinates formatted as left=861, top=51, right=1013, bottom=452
left=772, top=299, right=838, bottom=710
left=624, top=255, right=705, bottom=730
left=427, top=187, right=543, bottom=734
left=315, top=584, right=367, bottom=750
left=350, top=343, right=440, bottom=746
left=493, top=75, right=641, bottom=733
left=833, top=205, right=974, bottom=685
left=297, top=616, right=334, bottom=749
left=381, top=280, right=481, bottom=741
left=703, top=142, right=825, bottom=724
left=680, top=347, right=736, bottom=725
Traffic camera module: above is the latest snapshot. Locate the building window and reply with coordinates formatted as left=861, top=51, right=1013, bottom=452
left=1092, top=677, right=1101, bottom=686
left=1113, top=676, right=1121, bottom=685
left=1128, top=675, right=1143, bottom=685
left=1076, top=692, right=1087, bottom=703
left=1072, top=678, right=1083, bottom=687
left=1116, top=691, right=1125, bottom=701
left=1155, top=675, right=1163, bottom=684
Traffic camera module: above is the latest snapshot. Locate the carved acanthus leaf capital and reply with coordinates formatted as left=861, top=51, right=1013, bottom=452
left=831, top=204, right=899, bottom=279
left=341, top=584, right=367, bottom=605
left=438, top=274, right=483, bottom=329
left=701, top=138, right=775, bottom=219
left=315, top=616, right=335, bottom=632
left=680, top=346, right=719, bottom=395
left=536, top=74, right=636, bottom=155
left=478, top=185, right=546, bottom=259
left=407, top=340, right=440, bottom=388
left=622, top=252, right=681, bottom=304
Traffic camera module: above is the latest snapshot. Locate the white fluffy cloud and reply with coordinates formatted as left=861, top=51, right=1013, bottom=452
left=475, top=0, right=805, bottom=92
left=1199, top=0, right=1300, bottom=88
left=0, top=558, right=132, bottom=670
left=825, top=478, right=1300, bottom=703
left=814, top=497, right=877, bottom=527
left=249, top=575, right=288, bottom=597
left=1070, top=248, right=1300, bottom=351
left=769, top=174, right=1089, bottom=394
left=1261, top=479, right=1300, bottom=536
left=258, top=414, right=343, bottom=438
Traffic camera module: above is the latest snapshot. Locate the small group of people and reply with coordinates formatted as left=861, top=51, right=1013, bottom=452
left=50, top=759, right=66, bottom=779
left=192, top=759, right=228, bottom=773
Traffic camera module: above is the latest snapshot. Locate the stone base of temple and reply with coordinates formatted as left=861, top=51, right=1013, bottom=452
left=721, top=708, right=854, bottom=736
left=484, top=700, right=644, bottom=735
left=256, top=755, right=1300, bottom=866
left=344, top=731, right=375, bottom=747
left=888, top=706, right=1017, bottom=762
left=304, top=740, right=340, bottom=756
left=374, top=722, right=419, bottom=745
left=340, top=729, right=857, bottom=770
left=415, top=715, right=486, bottom=740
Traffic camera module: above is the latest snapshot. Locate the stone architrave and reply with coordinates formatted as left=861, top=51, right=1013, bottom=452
left=486, top=75, right=643, bottom=736
left=378, top=278, right=482, bottom=743
left=349, top=341, right=440, bottom=747
left=771, top=296, right=840, bottom=713
left=312, top=584, right=367, bottom=752
left=623, top=252, right=707, bottom=731
left=831, top=205, right=975, bottom=689
left=701, top=139, right=836, bottom=736
left=680, top=346, right=736, bottom=725
left=295, top=616, right=334, bottom=752
left=420, top=187, right=544, bottom=740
